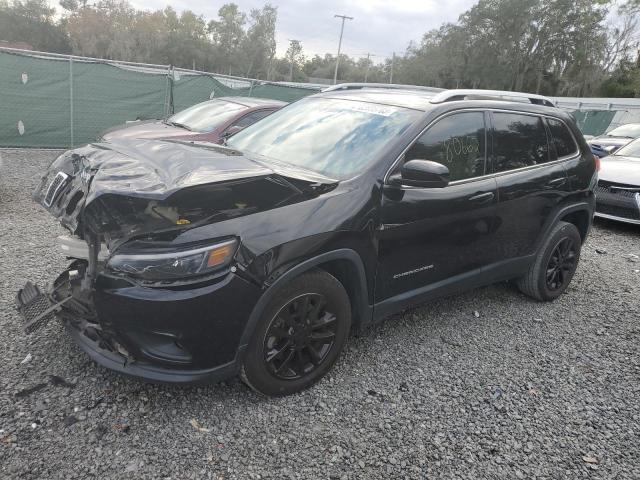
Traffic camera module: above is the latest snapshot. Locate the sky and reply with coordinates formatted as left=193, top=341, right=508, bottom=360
left=123, top=0, right=479, bottom=60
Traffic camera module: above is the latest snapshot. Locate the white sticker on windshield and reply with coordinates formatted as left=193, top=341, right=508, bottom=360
left=344, top=102, right=397, bottom=117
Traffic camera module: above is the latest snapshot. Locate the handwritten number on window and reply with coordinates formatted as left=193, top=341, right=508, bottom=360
left=443, top=136, right=479, bottom=162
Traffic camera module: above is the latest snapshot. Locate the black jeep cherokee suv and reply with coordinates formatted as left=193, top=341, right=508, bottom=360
left=18, top=87, right=597, bottom=396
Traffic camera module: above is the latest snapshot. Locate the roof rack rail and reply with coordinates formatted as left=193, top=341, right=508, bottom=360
left=429, top=89, right=556, bottom=107
left=322, top=82, right=444, bottom=94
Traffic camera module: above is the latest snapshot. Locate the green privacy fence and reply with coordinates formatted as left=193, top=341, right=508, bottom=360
left=0, top=49, right=320, bottom=148
left=571, top=110, right=618, bottom=136
left=2, top=48, right=637, bottom=148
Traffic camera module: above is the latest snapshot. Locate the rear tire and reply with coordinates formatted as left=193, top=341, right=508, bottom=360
left=241, top=269, right=351, bottom=397
left=517, top=221, right=582, bottom=301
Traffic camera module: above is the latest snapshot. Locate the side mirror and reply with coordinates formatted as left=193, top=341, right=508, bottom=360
left=222, top=125, right=244, bottom=138
left=389, top=159, right=450, bottom=188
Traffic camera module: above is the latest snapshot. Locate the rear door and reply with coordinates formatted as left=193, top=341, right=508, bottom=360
left=490, top=111, right=569, bottom=262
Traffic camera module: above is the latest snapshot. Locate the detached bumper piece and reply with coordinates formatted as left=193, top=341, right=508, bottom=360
left=16, top=264, right=134, bottom=367
left=16, top=282, right=71, bottom=334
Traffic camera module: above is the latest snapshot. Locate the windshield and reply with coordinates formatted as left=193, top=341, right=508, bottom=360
left=167, top=100, right=247, bottom=132
left=227, top=97, right=422, bottom=179
left=613, top=138, right=640, bottom=158
left=605, top=124, right=640, bottom=139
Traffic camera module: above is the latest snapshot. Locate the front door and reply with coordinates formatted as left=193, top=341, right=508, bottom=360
left=376, top=111, right=499, bottom=309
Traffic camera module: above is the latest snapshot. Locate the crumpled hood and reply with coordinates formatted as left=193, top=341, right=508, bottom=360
left=34, top=139, right=336, bottom=250
left=598, top=156, right=640, bottom=186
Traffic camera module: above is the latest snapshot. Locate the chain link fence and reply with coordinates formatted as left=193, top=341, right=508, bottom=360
left=0, top=48, right=321, bottom=148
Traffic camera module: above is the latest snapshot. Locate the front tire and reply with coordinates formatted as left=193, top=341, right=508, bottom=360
left=517, top=221, right=582, bottom=301
left=241, top=269, right=351, bottom=397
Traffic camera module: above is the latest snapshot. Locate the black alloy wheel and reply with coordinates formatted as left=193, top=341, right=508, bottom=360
left=545, top=237, right=577, bottom=291
left=517, top=221, right=582, bottom=301
left=241, top=269, right=351, bottom=397
left=264, top=293, right=337, bottom=380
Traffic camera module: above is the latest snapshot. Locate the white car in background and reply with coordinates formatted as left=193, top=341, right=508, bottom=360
left=595, top=138, right=640, bottom=224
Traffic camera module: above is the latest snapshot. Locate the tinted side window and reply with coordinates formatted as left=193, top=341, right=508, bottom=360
left=492, top=113, right=549, bottom=172
left=547, top=118, right=578, bottom=158
left=234, top=110, right=274, bottom=128
left=405, top=112, right=486, bottom=181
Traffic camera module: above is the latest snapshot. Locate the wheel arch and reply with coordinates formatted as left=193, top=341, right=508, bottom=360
left=236, top=249, right=373, bottom=360
left=535, top=202, right=593, bottom=253
left=559, top=208, right=591, bottom=241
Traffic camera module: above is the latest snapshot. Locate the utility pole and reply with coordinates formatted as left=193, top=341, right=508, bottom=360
left=364, top=53, right=371, bottom=83
left=333, top=14, right=353, bottom=85
left=389, top=52, right=395, bottom=84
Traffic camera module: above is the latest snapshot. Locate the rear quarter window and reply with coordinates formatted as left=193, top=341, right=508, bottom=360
left=547, top=118, right=578, bottom=158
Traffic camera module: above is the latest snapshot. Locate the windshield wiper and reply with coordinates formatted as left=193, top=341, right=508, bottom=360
left=165, top=120, right=193, bottom=131
left=606, top=134, right=633, bottom=139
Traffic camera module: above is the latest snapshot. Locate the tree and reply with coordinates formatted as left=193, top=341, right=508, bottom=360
left=240, top=4, right=277, bottom=79
left=285, top=39, right=304, bottom=81
left=396, top=0, right=635, bottom=96
left=208, top=3, right=246, bottom=75
left=0, top=0, right=71, bottom=52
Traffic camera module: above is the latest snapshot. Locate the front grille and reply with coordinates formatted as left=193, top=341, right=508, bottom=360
left=44, top=172, right=69, bottom=207
left=595, top=185, right=638, bottom=199
left=595, top=183, right=640, bottom=220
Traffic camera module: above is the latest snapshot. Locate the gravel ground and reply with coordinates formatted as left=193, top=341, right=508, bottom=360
left=1, top=148, right=639, bottom=480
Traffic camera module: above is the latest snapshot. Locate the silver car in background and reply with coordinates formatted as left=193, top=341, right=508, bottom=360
left=595, top=138, right=640, bottom=225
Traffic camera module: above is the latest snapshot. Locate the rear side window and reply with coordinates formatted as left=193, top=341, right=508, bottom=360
left=233, top=109, right=274, bottom=128
left=547, top=118, right=578, bottom=158
left=492, top=113, right=549, bottom=172
left=405, top=112, right=486, bottom=182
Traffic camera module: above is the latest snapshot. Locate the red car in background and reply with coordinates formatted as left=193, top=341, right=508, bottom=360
left=100, top=97, right=286, bottom=144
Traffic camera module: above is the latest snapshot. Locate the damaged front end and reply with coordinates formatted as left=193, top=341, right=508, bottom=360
left=17, top=260, right=131, bottom=360
left=16, top=140, right=335, bottom=378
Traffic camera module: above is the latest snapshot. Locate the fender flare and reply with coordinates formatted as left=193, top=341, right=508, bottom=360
left=535, top=201, right=594, bottom=253
left=235, top=248, right=372, bottom=361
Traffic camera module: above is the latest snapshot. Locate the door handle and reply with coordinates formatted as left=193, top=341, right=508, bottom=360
left=547, top=177, right=566, bottom=187
left=468, top=192, right=495, bottom=204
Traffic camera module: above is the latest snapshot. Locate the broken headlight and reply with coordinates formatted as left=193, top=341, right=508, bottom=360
left=107, top=239, right=237, bottom=281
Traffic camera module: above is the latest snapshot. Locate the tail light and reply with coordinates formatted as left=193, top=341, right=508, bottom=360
left=594, top=155, right=601, bottom=172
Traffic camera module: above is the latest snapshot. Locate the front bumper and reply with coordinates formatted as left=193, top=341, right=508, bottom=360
left=19, top=262, right=262, bottom=384
left=65, top=323, right=242, bottom=384
left=594, top=185, right=640, bottom=225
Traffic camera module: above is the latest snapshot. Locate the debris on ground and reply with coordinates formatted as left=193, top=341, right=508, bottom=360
left=48, top=375, right=76, bottom=388
left=20, top=353, right=32, bottom=365
left=189, top=419, right=211, bottom=433
left=62, top=415, right=79, bottom=427
left=14, top=383, right=47, bottom=398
